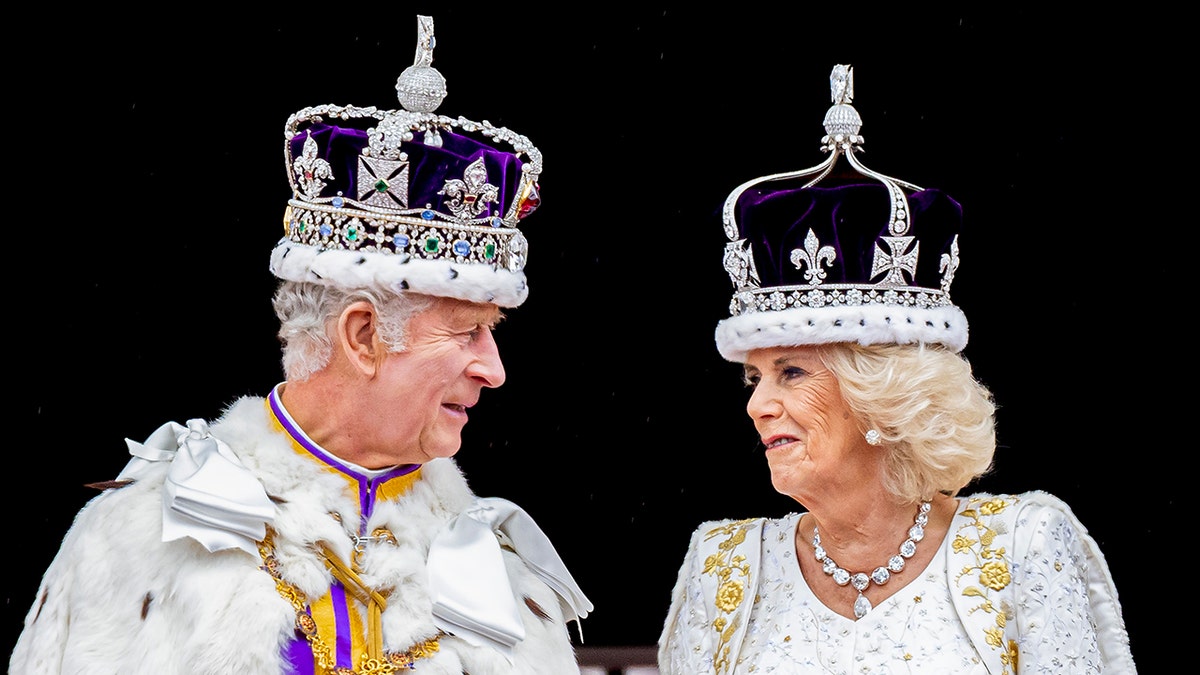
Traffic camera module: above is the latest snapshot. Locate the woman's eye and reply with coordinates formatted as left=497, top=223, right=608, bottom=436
left=781, top=366, right=806, bottom=380
left=742, top=374, right=760, bottom=388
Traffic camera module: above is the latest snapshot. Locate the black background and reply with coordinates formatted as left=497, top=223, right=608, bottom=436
left=8, top=6, right=1182, bottom=671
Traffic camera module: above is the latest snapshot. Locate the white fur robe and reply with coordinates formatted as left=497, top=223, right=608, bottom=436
left=10, top=396, right=583, bottom=675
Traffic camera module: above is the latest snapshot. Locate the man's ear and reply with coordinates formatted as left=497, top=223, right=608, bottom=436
left=337, top=300, right=382, bottom=377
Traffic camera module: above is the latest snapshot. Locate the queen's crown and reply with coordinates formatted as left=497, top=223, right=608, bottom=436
left=714, top=64, right=969, bottom=362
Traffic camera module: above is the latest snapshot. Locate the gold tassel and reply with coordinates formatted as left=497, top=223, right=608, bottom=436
left=319, top=543, right=388, bottom=661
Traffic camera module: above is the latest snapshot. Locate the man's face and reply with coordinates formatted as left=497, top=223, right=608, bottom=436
left=362, top=297, right=506, bottom=467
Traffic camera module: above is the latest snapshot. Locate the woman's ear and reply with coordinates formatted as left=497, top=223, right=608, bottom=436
left=337, top=300, right=382, bottom=377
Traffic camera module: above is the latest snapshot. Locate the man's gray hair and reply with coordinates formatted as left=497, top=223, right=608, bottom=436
left=272, top=281, right=433, bottom=381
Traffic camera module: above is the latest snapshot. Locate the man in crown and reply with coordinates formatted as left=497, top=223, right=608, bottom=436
left=10, top=16, right=590, bottom=675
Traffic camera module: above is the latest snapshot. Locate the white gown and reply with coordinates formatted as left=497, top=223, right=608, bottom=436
left=658, top=492, right=1136, bottom=674
left=735, top=512, right=986, bottom=673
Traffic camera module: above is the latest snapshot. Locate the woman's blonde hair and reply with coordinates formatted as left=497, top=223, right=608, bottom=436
left=815, top=342, right=996, bottom=502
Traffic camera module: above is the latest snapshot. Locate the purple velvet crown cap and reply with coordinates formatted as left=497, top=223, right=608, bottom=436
left=715, top=178, right=969, bottom=361
left=287, top=122, right=528, bottom=226
left=737, top=182, right=962, bottom=291
left=270, top=15, right=543, bottom=308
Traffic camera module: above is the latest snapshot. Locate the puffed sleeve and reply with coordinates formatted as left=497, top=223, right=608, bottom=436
left=658, top=522, right=713, bottom=674
left=1010, top=492, right=1136, bottom=674
left=658, top=518, right=767, bottom=675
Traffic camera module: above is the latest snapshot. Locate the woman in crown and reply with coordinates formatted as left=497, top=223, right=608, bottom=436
left=657, top=65, right=1135, bottom=674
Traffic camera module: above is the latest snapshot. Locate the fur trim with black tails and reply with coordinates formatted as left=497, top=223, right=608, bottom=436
left=270, top=239, right=529, bottom=308
left=715, top=303, right=969, bottom=362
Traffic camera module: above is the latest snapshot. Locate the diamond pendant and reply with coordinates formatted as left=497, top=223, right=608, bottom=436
left=812, top=500, right=932, bottom=621
left=854, top=592, right=872, bottom=618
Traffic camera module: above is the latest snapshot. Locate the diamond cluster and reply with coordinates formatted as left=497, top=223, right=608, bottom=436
left=730, top=285, right=952, bottom=317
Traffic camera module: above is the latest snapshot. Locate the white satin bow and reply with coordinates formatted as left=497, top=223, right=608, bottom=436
left=427, top=497, right=593, bottom=658
left=118, top=419, right=276, bottom=556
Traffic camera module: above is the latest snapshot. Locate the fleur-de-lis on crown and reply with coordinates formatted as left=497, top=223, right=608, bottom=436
left=939, top=235, right=960, bottom=294
left=790, top=230, right=837, bottom=284
left=723, top=240, right=760, bottom=290
left=439, top=158, right=499, bottom=219
left=294, top=135, right=334, bottom=200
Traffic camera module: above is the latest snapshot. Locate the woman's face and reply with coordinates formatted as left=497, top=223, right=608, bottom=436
left=743, top=346, right=871, bottom=501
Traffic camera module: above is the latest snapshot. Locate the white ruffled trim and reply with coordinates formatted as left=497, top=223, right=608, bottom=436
left=714, top=303, right=968, bottom=362
left=269, top=239, right=529, bottom=307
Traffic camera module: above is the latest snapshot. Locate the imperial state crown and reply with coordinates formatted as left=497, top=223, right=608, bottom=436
left=270, top=15, right=543, bottom=308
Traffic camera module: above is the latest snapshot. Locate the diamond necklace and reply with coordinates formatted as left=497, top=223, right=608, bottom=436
left=812, top=500, right=932, bottom=619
